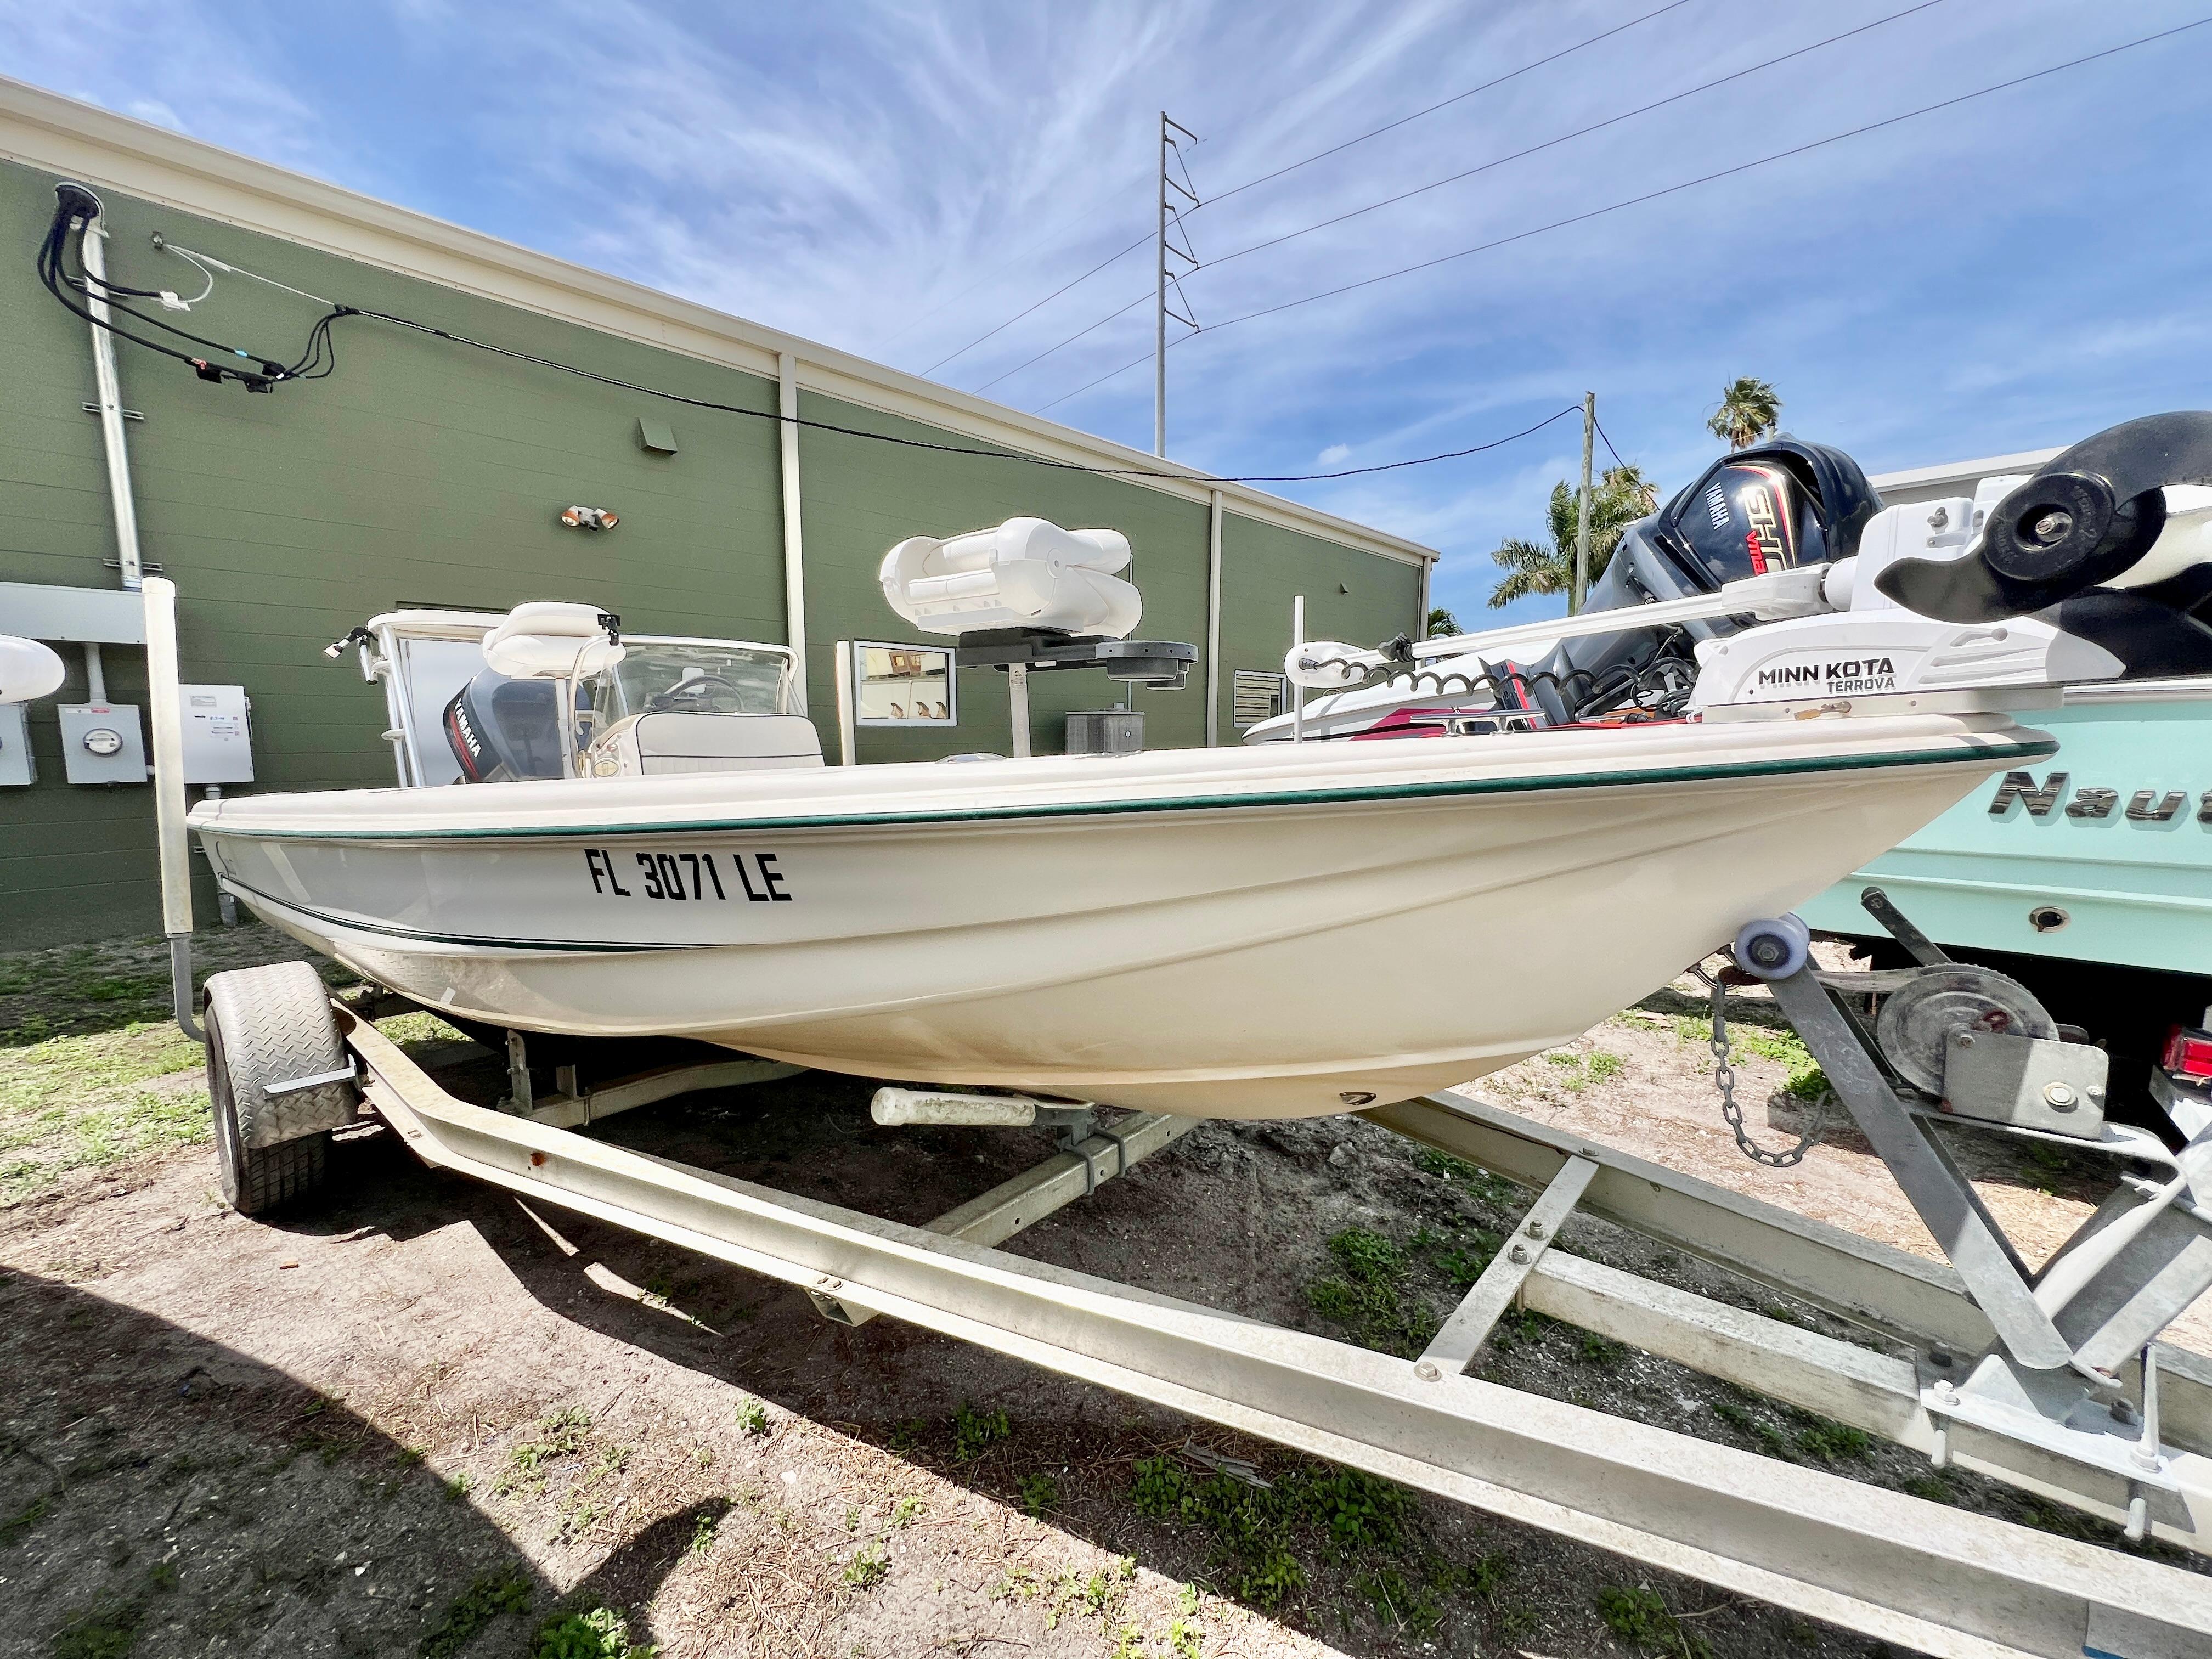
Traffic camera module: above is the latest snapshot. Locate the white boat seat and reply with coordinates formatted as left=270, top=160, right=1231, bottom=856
left=879, top=517, right=1142, bottom=639
left=589, top=712, right=824, bottom=776
left=481, top=601, right=626, bottom=679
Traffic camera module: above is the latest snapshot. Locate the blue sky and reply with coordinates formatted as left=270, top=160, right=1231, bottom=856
left=9, top=0, right=2212, bottom=628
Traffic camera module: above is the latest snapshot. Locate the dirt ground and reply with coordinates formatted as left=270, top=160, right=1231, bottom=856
left=0, top=924, right=2202, bottom=1659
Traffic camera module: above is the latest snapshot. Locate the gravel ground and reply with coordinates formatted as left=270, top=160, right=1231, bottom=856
left=0, top=923, right=2201, bottom=1659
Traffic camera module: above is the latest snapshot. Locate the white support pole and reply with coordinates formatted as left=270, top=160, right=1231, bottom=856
left=1205, top=489, right=1223, bottom=747
left=1291, top=594, right=1305, bottom=744
left=78, top=206, right=145, bottom=592
left=833, top=640, right=856, bottom=767
left=1007, top=663, right=1032, bottom=759
left=777, top=352, right=810, bottom=714
left=144, top=577, right=201, bottom=1040
left=1417, top=556, right=1433, bottom=640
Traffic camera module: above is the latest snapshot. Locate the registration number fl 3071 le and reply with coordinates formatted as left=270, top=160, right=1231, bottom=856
left=583, top=848, right=793, bottom=903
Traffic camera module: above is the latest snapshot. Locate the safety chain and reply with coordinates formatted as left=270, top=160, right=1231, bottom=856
left=1701, top=967, right=1829, bottom=1169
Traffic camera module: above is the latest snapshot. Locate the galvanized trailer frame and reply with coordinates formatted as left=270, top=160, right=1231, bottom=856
left=332, top=1008, right=2212, bottom=1659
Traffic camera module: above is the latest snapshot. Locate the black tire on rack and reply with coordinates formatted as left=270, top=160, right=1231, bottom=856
left=204, top=961, right=356, bottom=1217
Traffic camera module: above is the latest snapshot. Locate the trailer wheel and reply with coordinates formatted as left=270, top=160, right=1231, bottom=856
left=204, top=962, right=354, bottom=1216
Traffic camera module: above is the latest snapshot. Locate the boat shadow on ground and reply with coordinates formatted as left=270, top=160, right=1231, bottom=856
left=0, top=1263, right=702, bottom=1658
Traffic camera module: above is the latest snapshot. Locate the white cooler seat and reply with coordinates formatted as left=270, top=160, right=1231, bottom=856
left=879, top=517, right=1142, bottom=638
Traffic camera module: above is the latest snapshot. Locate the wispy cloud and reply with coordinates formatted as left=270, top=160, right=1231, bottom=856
left=10, top=0, right=2212, bottom=625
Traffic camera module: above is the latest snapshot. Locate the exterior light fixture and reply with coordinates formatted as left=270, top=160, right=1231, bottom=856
left=560, top=505, right=619, bottom=531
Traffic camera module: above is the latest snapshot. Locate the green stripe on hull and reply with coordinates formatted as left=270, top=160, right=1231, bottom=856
left=198, top=737, right=2058, bottom=844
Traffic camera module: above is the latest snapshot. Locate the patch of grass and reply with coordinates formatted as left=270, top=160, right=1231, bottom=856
left=734, top=1399, right=769, bottom=1436
left=0, top=1492, right=52, bottom=1546
left=444, top=1472, right=474, bottom=1502
left=1673, top=1014, right=1827, bottom=1101
left=531, top=1605, right=655, bottom=1659
left=1586, top=1050, right=1625, bottom=1084
left=1795, top=1418, right=1871, bottom=1463
left=1018, top=1470, right=1058, bottom=1517
left=421, top=1570, right=532, bottom=1658
left=843, top=1543, right=889, bottom=1589
left=493, top=1407, right=591, bottom=1497
left=1596, top=1585, right=1708, bottom=1657
left=1130, top=1454, right=1417, bottom=1611
left=889, top=1494, right=926, bottom=1528
left=1710, top=1399, right=1791, bottom=1459
left=377, top=1010, right=472, bottom=1047
left=1305, top=1226, right=1430, bottom=1357
left=1409, top=1148, right=1523, bottom=1209
left=0, top=1021, right=212, bottom=1203
left=689, top=1511, right=719, bottom=1556
left=950, top=1402, right=1010, bottom=1463
left=51, top=1592, right=144, bottom=1659
left=1576, top=1331, right=1628, bottom=1367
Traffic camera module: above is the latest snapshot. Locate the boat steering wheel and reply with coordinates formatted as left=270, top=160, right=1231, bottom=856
left=646, top=672, right=745, bottom=713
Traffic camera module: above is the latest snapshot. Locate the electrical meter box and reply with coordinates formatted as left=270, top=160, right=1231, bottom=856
left=0, top=704, right=32, bottom=786
left=180, top=684, right=254, bottom=784
left=58, top=702, right=147, bottom=785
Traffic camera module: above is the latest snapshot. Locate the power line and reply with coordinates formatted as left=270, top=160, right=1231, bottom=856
left=1009, top=2, right=1940, bottom=405
left=47, top=200, right=1595, bottom=488
left=1201, top=0, right=1694, bottom=212
left=930, top=0, right=1694, bottom=387
left=1595, top=417, right=1629, bottom=473
left=1037, top=16, right=2212, bottom=409
left=1176, top=2, right=1946, bottom=286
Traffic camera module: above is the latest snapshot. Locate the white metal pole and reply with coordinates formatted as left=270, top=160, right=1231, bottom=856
left=833, top=641, right=856, bottom=767
left=777, top=352, right=810, bottom=714
left=1571, top=391, right=1595, bottom=615
left=77, top=205, right=145, bottom=592
left=1007, top=663, right=1032, bottom=759
left=1291, top=594, right=1305, bottom=744
left=1154, top=111, right=1167, bottom=459
left=144, top=577, right=202, bottom=1039
left=1205, top=489, right=1223, bottom=747
left=1418, top=557, right=1433, bottom=639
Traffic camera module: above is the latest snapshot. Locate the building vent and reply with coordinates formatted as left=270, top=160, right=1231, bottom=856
left=1232, top=670, right=1289, bottom=727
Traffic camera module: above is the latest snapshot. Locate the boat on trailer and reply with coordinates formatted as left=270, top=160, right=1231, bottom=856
left=189, top=525, right=2044, bottom=1120
left=73, top=410, right=2212, bottom=1657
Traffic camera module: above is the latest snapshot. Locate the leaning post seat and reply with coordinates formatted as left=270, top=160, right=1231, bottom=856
left=877, top=517, right=1196, bottom=689
left=879, top=518, right=1143, bottom=639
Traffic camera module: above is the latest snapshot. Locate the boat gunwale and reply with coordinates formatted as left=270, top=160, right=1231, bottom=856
left=192, top=735, right=2059, bottom=844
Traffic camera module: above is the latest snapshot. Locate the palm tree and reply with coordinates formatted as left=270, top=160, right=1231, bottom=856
left=1426, top=605, right=1460, bottom=638
left=1707, top=377, right=1781, bottom=450
left=1486, top=465, right=1662, bottom=608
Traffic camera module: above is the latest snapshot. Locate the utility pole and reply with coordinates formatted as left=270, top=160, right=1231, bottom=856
left=1155, top=111, right=1198, bottom=458
left=1570, top=391, right=1596, bottom=614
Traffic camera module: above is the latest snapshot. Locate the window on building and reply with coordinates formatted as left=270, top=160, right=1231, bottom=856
left=1232, top=670, right=1289, bottom=727
left=854, top=641, right=957, bottom=726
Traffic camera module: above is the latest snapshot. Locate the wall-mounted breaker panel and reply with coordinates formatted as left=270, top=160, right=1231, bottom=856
left=180, top=684, right=253, bottom=784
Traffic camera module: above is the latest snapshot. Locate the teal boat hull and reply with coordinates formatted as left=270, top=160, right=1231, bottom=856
left=1799, top=679, right=2212, bottom=977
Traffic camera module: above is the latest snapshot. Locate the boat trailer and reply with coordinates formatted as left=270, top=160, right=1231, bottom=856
left=175, top=962, right=2210, bottom=1659
left=137, top=581, right=2212, bottom=1658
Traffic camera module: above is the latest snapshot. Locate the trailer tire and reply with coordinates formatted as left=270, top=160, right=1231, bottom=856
left=204, top=962, right=353, bottom=1216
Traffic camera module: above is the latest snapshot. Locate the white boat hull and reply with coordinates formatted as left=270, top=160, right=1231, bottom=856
left=191, top=715, right=2052, bottom=1119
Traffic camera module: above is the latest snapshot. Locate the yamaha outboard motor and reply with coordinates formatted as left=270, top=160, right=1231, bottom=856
left=1530, top=437, right=1882, bottom=719
left=443, top=670, right=567, bottom=783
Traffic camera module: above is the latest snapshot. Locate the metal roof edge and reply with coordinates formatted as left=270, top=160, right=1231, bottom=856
left=1869, top=447, right=2061, bottom=494
left=0, top=76, right=1437, bottom=568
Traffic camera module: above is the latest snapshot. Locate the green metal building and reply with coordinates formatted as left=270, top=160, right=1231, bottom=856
left=0, top=80, right=1434, bottom=947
